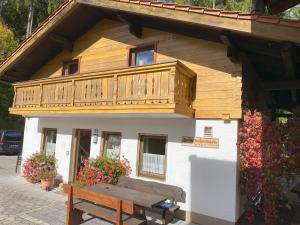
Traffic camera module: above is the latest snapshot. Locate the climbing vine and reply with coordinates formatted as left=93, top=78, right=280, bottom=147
left=239, top=109, right=300, bottom=225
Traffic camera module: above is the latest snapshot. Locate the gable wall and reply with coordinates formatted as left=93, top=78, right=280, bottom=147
left=32, top=19, right=242, bottom=119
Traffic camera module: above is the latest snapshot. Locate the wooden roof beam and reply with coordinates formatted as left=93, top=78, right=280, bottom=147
left=281, top=42, right=297, bottom=102
left=240, top=52, right=275, bottom=107
left=48, top=33, right=74, bottom=51
left=220, top=34, right=239, bottom=63
left=117, top=13, right=142, bottom=38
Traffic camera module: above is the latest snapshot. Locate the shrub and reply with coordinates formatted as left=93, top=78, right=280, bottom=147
left=22, top=153, right=57, bottom=183
left=22, top=153, right=40, bottom=183
left=35, top=154, right=57, bottom=180
left=239, top=109, right=300, bottom=225
left=77, top=156, right=131, bottom=186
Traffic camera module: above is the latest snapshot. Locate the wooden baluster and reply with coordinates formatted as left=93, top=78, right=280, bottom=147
left=39, top=84, right=43, bottom=107
left=113, top=75, right=118, bottom=105
left=13, top=86, right=17, bottom=107
left=71, top=80, right=75, bottom=106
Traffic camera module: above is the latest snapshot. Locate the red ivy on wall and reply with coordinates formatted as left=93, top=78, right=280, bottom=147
left=239, top=109, right=300, bottom=225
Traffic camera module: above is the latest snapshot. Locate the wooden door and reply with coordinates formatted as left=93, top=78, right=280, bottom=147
left=70, top=129, right=91, bottom=183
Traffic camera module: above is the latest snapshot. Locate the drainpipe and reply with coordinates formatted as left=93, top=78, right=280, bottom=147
left=251, top=0, right=265, bottom=13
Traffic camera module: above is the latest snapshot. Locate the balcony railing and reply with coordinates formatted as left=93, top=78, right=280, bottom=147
left=10, top=61, right=196, bottom=117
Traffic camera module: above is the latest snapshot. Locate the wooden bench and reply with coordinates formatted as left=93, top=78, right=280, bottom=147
left=117, top=177, right=186, bottom=225
left=64, top=184, right=147, bottom=225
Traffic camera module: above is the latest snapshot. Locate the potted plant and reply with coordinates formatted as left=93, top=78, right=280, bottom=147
left=22, top=153, right=41, bottom=184
left=77, top=156, right=131, bottom=186
left=36, top=154, right=57, bottom=191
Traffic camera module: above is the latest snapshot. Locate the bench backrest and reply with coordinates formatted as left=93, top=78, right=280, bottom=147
left=117, top=177, right=186, bottom=203
left=64, top=184, right=135, bottom=215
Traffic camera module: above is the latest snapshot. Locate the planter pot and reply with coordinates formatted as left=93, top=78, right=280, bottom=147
left=41, top=178, right=54, bottom=191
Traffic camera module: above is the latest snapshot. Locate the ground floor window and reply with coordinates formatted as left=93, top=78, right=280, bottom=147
left=42, top=128, right=57, bottom=156
left=138, top=134, right=167, bottom=179
left=101, top=132, right=121, bottom=158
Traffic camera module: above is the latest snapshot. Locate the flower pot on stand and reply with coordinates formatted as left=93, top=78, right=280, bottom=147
left=41, top=178, right=54, bottom=191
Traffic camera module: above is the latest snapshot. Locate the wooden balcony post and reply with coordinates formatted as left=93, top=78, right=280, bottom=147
left=113, top=74, right=118, bottom=105
left=71, top=80, right=75, bottom=106
left=169, top=67, right=176, bottom=104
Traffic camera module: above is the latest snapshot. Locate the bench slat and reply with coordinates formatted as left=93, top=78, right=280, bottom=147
left=74, top=202, right=146, bottom=225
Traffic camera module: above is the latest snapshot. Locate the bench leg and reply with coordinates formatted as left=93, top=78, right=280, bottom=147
left=163, top=210, right=174, bottom=225
left=67, top=209, right=83, bottom=225
left=134, top=205, right=146, bottom=219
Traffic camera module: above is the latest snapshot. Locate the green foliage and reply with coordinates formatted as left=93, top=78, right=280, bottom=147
left=0, top=1, right=65, bottom=130
left=77, top=157, right=132, bottom=186
left=1, top=0, right=65, bottom=39
left=0, top=21, right=22, bottom=130
left=175, top=0, right=299, bottom=18
left=282, top=5, right=300, bottom=20
left=175, top=0, right=252, bottom=12
left=0, top=21, right=18, bottom=60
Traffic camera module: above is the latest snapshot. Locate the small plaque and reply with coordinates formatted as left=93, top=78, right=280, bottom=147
left=182, top=136, right=219, bottom=149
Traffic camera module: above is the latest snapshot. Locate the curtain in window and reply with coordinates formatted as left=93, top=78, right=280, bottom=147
left=44, top=130, right=56, bottom=156
left=142, top=153, right=165, bottom=175
left=45, top=142, right=56, bottom=156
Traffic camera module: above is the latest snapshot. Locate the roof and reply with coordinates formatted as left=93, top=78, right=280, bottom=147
left=0, top=0, right=299, bottom=82
left=110, top=0, right=300, bottom=28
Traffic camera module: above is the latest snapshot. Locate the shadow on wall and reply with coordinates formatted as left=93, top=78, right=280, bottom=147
left=36, top=117, right=196, bottom=142
left=38, top=19, right=241, bottom=79
left=187, top=155, right=239, bottom=225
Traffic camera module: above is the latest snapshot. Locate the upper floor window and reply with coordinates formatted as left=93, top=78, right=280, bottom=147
left=63, top=59, right=79, bottom=76
left=129, top=45, right=155, bottom=66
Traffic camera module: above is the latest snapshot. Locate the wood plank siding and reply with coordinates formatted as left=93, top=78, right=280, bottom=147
left=12, top=19, right=242, bottom=119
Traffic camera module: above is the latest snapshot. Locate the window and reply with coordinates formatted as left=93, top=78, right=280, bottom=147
left=204, top=126, right=213, bottom=137
left=101, top=132, right=121, bottom=158
left=42, top=129, right=57, bottom=156
left=63, top=59, right=79, bottom=75
left=138, top=134, right=167, bottom=179
left=129, top=45, right=155, bottom=66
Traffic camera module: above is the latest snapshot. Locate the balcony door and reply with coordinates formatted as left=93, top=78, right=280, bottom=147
left=70, top=129, right=91, bottom=183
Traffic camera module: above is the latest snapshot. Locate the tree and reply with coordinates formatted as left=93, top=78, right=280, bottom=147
left=1, top=0, right=64, bottom=39
left=175, top=0, right=252, bottom=12
left=0, top=21, right=23, bottom=129
left=0, top=20, right=17, bottom=60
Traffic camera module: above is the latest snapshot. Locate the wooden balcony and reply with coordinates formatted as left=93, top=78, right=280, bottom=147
left=10, top=61, right=196, bottom=117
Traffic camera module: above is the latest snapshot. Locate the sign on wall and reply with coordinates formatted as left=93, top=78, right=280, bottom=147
left=182, top=136, right=219, bottom=149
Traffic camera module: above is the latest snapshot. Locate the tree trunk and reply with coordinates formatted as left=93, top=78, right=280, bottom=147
left=251, top=0, right=265, bottom=13
left=26, top=1, right=34, bottom=37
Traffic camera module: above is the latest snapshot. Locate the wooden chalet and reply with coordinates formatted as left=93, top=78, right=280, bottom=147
left=0, top=0, right=299, bottom=225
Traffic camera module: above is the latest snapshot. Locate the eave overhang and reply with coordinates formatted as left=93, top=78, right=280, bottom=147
left=0, top=0, right=300, bottom=83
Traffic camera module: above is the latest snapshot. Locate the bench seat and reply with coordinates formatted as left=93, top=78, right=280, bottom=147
left=117, top=177, right=185, bottom=225
left=74, top=201, right=146, bottom=225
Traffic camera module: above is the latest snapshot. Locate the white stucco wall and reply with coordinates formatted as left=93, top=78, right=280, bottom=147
left=22, top=117, right=239, bottom=223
